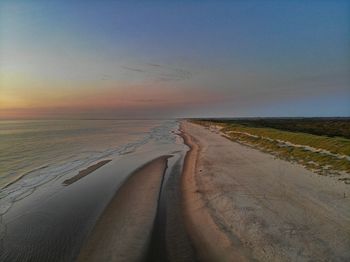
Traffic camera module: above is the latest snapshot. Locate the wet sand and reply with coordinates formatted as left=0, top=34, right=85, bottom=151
left=77, top=153, right=197, bottom=262
left=0, top=152, right=184, bottom=262
left=181, top=121, right=350, bottom=261
left=78, top=156, right=170, bottom=261
left=1, top=143, right=195, bottom=261
left=0, top=120, right=189, bottom=262
left=63, top=160, right=111, bottom=185
left=146, top=153, right=197, bottom=262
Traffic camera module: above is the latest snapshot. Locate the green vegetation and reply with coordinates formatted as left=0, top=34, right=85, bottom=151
left=223, top=123, right=350, bottom=156
left=192, top=118, right=350, bottom=181
left=202, top=118, right=350, bottom=139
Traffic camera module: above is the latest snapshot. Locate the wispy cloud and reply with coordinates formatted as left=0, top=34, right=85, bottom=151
left=129, top=98, right=168, bottom=103
left=146, top=63, right=162, bottom=67
left=121, top=63, right=192, bottom=82
left=100, top=74, right=111, bottom=80
left=121, top=66, right=146, bottom=73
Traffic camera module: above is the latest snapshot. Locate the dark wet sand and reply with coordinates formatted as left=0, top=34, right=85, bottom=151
left=78, top=154, right=197, bottom=262
left=2, top=153, right=184, bottom=262
left=146, top=155, right=197, bottom=262
left=0, top=152, right=196, bottom=262
left=78, top=156, right=170, bottom=261
left=78, top=156, right=196, bottom=261
left=63, top=160, right=111, bottom=185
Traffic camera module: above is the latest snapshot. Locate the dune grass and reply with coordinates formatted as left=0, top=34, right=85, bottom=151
left=221, top=123, right=350, bottom=156
left=192, top=120, right=350, bottom=180
left=206, top=118, right=350, bottom=139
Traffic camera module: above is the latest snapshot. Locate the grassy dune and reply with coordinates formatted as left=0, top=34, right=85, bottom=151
left=193, top=119, right=350, bottom=183
left=208, top=118, right=350, bottom=139
left=221, top=124, right=350, bottom=156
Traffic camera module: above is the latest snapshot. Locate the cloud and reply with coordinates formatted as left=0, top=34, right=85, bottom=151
left=129, top=98, right=168, bottom=103
left=121, top=66, right=146, bottom=73
left=100, top=74, right=111, bottom=80
left=121, top=63, right=192, bottom=82
left=146, top=63, right=162, bottom=67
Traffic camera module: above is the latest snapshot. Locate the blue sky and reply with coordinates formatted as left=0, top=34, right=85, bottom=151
left=1, top=0, right=349, bottom=118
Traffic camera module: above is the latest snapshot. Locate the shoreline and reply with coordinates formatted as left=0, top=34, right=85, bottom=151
left=180, top=122, right=249, bottom=261
left=1, top=120, right=188, bottom=262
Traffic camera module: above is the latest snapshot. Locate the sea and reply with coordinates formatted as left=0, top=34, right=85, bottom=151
left=0, top=119, right=187, bottom=261
left=0, top=119, right=177, bottom=188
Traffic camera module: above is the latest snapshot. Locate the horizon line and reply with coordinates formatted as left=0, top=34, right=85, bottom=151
left=0, top=116, right=349, bottom=121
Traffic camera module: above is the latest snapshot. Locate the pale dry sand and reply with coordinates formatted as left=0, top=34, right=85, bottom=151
left=77, top=156, right=169, bottom=262
left=181, top=121, right=350, bottom=262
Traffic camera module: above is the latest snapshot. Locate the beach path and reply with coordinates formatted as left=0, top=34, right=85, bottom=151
left=181, top=121, right=350, bottom=261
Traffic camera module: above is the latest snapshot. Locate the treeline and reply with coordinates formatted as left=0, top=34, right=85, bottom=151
left=195, top=118, right=350, bottom=139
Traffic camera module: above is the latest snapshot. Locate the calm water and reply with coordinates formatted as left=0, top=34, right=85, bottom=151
left=0, top=119, right=186, bottom=261
left=0, top=119, right=170, bottom=188
left=0, top=119, right=182, bottom=216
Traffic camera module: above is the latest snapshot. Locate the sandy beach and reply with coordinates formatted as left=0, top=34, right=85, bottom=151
left=75, top=120, right=350, bottom=262
left=180, top=121, right=350, bottom=261
left=2, top=119, right=348, bottom=261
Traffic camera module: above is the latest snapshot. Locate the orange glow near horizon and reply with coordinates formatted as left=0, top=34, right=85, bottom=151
left=0, top=69, right=224, bottom=119
left=1, top=1, right=349, bottom=118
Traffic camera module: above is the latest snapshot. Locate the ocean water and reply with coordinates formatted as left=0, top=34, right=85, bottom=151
left=0, top=119, right=173, bottom=188
left=0, top=120, right=181, bottom=212
left=0, top=119, right=186, bottom=261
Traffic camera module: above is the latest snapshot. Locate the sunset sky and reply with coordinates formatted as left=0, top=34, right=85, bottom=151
left=1, top=0, right=349, bottom=119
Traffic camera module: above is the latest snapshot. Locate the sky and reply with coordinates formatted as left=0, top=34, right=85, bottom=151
left=0, top=0, right=349, bottom=119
